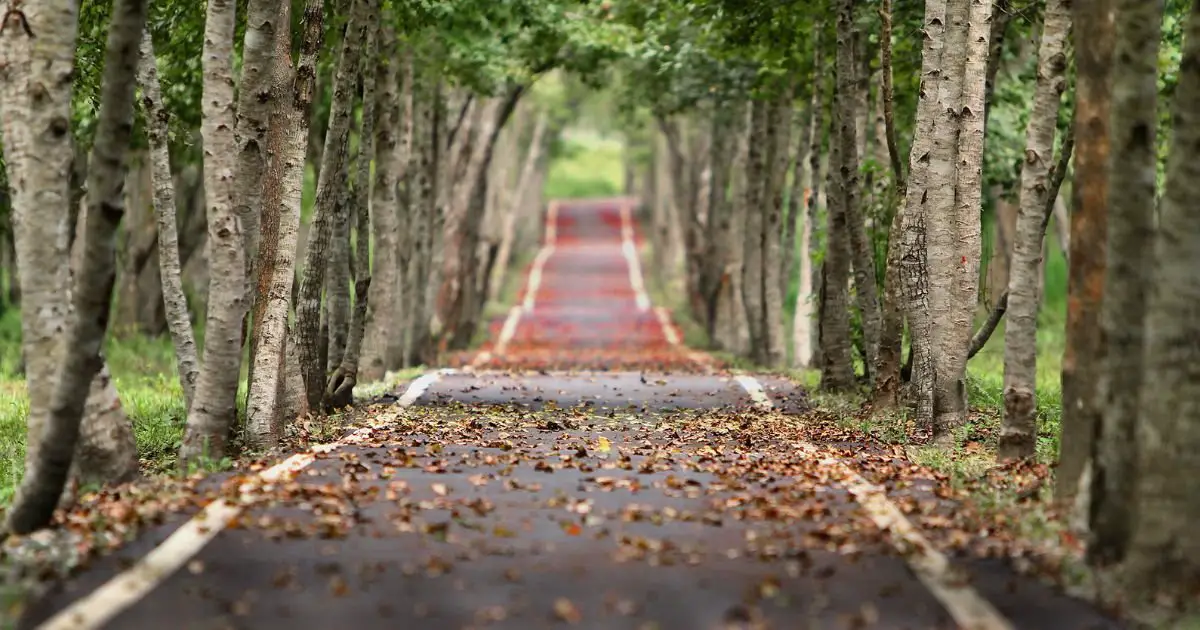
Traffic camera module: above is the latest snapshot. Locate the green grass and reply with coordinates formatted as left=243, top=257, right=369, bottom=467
left=543, top=130, right=625, bottom=200
left=0, top=310, right=190, bottom=504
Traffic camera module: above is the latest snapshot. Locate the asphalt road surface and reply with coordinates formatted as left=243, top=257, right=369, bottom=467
left=14, top=199, right=1123, bottom=630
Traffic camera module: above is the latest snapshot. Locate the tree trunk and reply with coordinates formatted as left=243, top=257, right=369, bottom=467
left=741, top=100, right=768, bottom=364
left=1, top=0, right=141, bottom=498
left=998, top=0, right=1069, bottom=461
left=489, top=108, right=547, bottom=304
left=899, top=0, right=948, bottom=426
left=245, top=0, right=320, bottom=447
left=233, top=0, right=283, bottom=281
left=1121, top=2, right=1200, bottom=612
left=324, top=157, right=353, bottom=370
left=180, top=0, right=247, bottom=465
left=795, top=60, right=826, bottom=369
left=1057, top=0, right=1114, bottom=503
left=138, top=33, right=200, bottom=410
left=701, top=100, right=740, bottom=344
left=836, top=2, right=881, bottom=382
left=359, top=23, right=404, bottom=383
left=294, top=0, right=373, bottom=410
left=819, top=77, right=855, bottom=392
left=761, top=92, right=792, bottom=368
left=1087, top=0, right=1160, bottom=567
left=403, top=72, right=439, bottom=366
left=326, top=17, right=380, bottom=409
left=4, top=0, right=146, bottom=533
left=871, top=0, right=907, bottom=407
left=781, top=107, right=811, bottom=305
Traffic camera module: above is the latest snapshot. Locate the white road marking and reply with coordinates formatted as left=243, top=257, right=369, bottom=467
left=653, top=306, right=680, bottom=345
left=618, top=202, right=652, bottom=312
left=521, top=201, right=559, bottom=312
left=731, top=375, right=1016, bottom=630
left=36, top=369, right=454, bottom=630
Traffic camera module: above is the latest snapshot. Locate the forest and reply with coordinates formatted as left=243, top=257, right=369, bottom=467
left=0, top=0, right=1197, bottom=626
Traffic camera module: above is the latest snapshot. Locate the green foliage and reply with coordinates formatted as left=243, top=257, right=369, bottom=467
left=543, top=130, right=624, bottom=199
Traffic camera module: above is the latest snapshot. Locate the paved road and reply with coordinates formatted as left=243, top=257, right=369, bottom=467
left=15, top=199, right=1122, bottom=629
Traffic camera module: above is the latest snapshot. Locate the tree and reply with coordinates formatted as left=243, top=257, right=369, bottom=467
left=244, top=0, right=324, bottom=446
left=1057, top=0, right=1114, bottom=502
left=4, top=0, right=147, bottom=533
left=0, top=0, right=139, bottom=503
left=998, top=0, right=1070, bottom=461
left=1119, top=1, right=1200, bottom=615
left=180, top=0, right=248, bottom=466
left=1087, top=0, right=1162, bottom=567
left=138, top=33, right=200, bottom=410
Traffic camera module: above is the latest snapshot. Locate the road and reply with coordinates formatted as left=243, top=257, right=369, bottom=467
left=15, top=199, right=1122, bottom=629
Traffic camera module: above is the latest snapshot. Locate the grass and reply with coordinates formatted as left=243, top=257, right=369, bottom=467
left=0, top=311, right=192, bottom=504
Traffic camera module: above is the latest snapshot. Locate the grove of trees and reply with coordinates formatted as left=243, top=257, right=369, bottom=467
left=0, top=0, right=1196, bottom=622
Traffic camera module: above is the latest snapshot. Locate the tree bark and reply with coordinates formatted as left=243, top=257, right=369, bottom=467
left=998, top=0, right=1070, bottom=461
left=489, top=108, right=547, bottom=304
left=794, top=59, right=826, bottom=369
left=871, top=0, right=907, bottom=408
left=1058, top=0, right=1114, bottom=503
left=294, top=0, right=373, bottom=410
left=326, top=18, right=380, bottom=409
left=1088, top=0, right=1160, bottom=567
left=1121, top=2, right=1200, bottom=611
left=819, top=73, right=855, bottom=391
left=836, top=2, right=881, bottom=382
left=761, top=91, right=792, bottom=368
left=233, top=0, right=283, bottom=279
left=245, top=0, right=321, bottom=447
left=138, top=33, right=200, bottom=410
left=359, top=22, right=404, bottom=383
left=899, top=0, right=948, bottom=426
left=5, top=0, right=146, bottom=532
left=701, top=99, right=740, bottom=344
left=324, top=155, right=353, bottom=370
left=180, top=0, right=246, bottom=465
left=740, top=100, right=768, bottom=364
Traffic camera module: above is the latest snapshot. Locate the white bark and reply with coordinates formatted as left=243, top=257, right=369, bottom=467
left=181, top=0, right=246, bottom=464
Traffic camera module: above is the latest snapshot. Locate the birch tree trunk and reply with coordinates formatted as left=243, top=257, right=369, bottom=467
left=233, top=0, right=283, bottom=276
left=294, top=0, right=373, bottom=409
left=740, top=101, right=768, bottom=364
left=324, top=158, right=353, bottom=370
left=701, top=99, right=740, bottom=343
left=360, top=21, right=404, bottom=383
left=899, top=0, right=948, bottom=426
left=138, top=33, right=199, bottom=409
left=1087, top=0, right=1160, bottom=566
left=871, top=0, right=907, bottom=406
left=942, top=0, right=992, bottom=435
left=489, top=108, right=547, bottom=304
left=836, top=2, right=881, bottom=381
left=1, top=0, right=139, bottom=497
left=761, top=92, right=792, bottom=368
left=1121, top=3, right=1200, bottom=612
left=180, top=0, right=246, bottom=465
left=795, top=57, right=826, bottom=369
left=998, top=0, right=1069, bottom=461
left=245, top=0, right=321, bottom=447
left=5, top=0, right=146, bottom=533
left=327, top=18, right=380, bottom=409
left=403, top=72, right=439, bottom=366
left=819, top=92, right=855, bottom=390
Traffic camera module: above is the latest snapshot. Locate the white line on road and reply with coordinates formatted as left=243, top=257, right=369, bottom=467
left=521, top=201, right=559, bottom=313
left=618, top=202, right=652, bottom=312
left=731, top=374, right=1016, bottom=630
left=36, top=369, right=455, bottom=630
